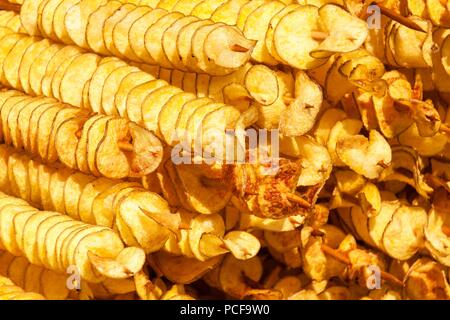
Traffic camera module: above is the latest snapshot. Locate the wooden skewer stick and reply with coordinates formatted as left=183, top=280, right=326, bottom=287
left=286, top=192, right=312, bottom=209
left=311, top=31, right=329, bottom=41
left=377, top=5, right=426, bottom=33
left=74, top=129, right=134, bottom=152
left=321, top=244, right=404, bottom=287
left=0, top=0, right=20, bottom=12
left=231, top=44, right=250, bottom=53
left=118, top=141, right=134, bottom=152
left=283, top=96, right=295, bottom=104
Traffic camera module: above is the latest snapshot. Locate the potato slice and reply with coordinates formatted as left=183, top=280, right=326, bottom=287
left=113, top=6, right=152, bottom=62
left=153, top=251, right=222, bottom=284
left=88, top=58, right=127, bottom=113
left=35, top=105, right=61, bottom=160
left=223, top=231, right=261, bottom=260
left=95, top=118, right=131, bottom=179
left=208, top=63, right=251, bottom=102
left=398, top=123, right=448, bottom=156
left=7, top=97, right=39, bottom=150
left=182, top=72, right=197, bottom=95
left=64, top=0, right=108, bottom=48
left=201, top=105, right=241, bottom=160
left=114, top=71, right=153, bottom=117
left=78, top=177, right=117, bottom=224
left=173, top=164, right=232, bottom=214
left=368, top=200, right=400, bottom=249
left=274, top=6, right=328, bottom=69
left=196, top=73, right=211, bottom=98
left=86, top=1, right=122, bottom=55
left=18, top=39, right=51, bottom=95
left=372, top=93, right=412, bottom=139
left=323, top=50, right=367, bottom=106
left=432, top=29, right=450, bottom=93
left=244, top=65, right=279, bottom=106
left=36, top=163, right=53, bottom=211
left=88, top=247, right=145, bottom=279
left=394, top=18, right=433, bottom=68
left=114, top=197, right=142, bottom=248
left=60, top=53, right=101, bottom=107
left=161, top=16, right=199, bottom=72
left=235, top=0, right=266, bottom=30
left=1, top=95, right=30, bottom=146
left=243, top=1, right=284, bottom=65
left=85, top=116, right=112, bottom=176
left=102, top=65, right=140, bottom=116
left=91, top=181, right=140, bottom=227
left=311, top=4, right=368, bottom=59
left=184, top=102, right=223, bottom=147
left=0, top=205, right=30, bottom=256
left=0, top=34, right=22, bottom=84
left=23, top=211, right=60, bottom=265
left=223, top=83, right=252, bottom=111
left=192, top=23, right=235, bottom=76
left=145, top=12, right=184, bottom=69
left=51, top=50, right=83, bottom=101
left=427, top=0, right=450, bottom=27
left=191, top=0, right=226, bottom=19
left=204, top=24, right=255, bottom=71
left=28, top=102, right=59, bottom=155
left=6, top=153, right=27, bottom=200
left=41, top=215, right=72, bottom=267
left=383, top=205, right=427, bottom=260
left=51, top=0, right=80, bottom=43
left=13, top=208, right=40, bottom=255
left=64, top=173, right=97, bottom=220
left=172, top=0, right=203, bottom=14
left=279, top=71, right=322, bottom=136
left=41, top=45, right=83, bottom=97
left=48, top=107, right=86, bottom=163
left=53, top=116, right=85, bottom=172
left=129, top=8, right=167, bottom=64
left=20, top=0, right=42, bottom=35
left=0, top=90, right=22, bottom=142
left=442, top=34, right=450, bottom=76
left=0, top=146, right=11, bottom=194
left=336, top=130, right=392, bottom=179
left=49, top=167, right=73, bottom=213
left=326, top=118, right=362, bottom=165
left=103, top=3, right=137, bottom=58
left=128, top=123, right=163, bottom=177
left=211, top=0, right=247, bottom=25
left=176, top=19, right=213, bottom=73
left=188, top=213, right=225, bottom=261
left=265, top=4, right=301, bottom=63
left=40, top=0, right=64, bottom=40
left=73, top=228, right=123, bottom=282
left=158, top=92, right=197, bottom=146
left=117, top=191, right=173, bottom=253
left=3, top=37, right=37, bottom=91
left=141, top=86, right=183, bottom=132
left=74, top=115, right=101, bottom=174
left=125, top=79, right=167, bottom=124
left=219, top=255, right=263, bottom=298
left=36, top=214, right=72, bottom=267
left=29, top=43, right=62, bottom=96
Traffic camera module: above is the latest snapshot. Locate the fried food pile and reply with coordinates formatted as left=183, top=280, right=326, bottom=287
left=0, top=0, right=449, bottom=300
